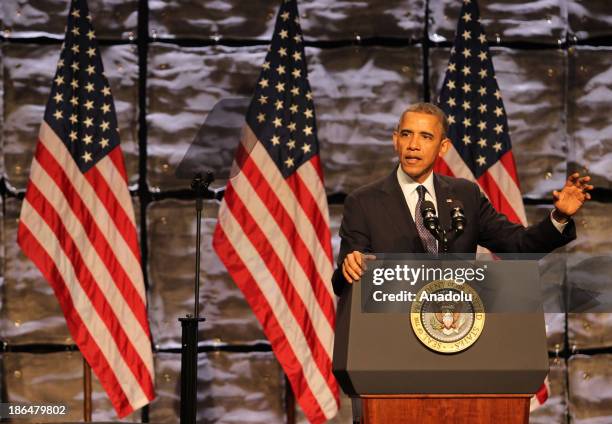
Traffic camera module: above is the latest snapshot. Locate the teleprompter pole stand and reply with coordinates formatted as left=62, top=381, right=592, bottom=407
left=179, top=172, right=214, bottom=424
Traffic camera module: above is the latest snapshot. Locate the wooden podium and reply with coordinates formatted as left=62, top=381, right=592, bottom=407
left=333, top=258, right=547, bottom=424
left=360, top=394, right=530, bottom=424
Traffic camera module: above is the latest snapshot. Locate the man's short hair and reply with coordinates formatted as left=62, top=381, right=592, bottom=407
left=397, top=102, right=449, bottom=138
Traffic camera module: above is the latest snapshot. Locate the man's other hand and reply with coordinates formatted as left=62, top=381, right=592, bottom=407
left=341, top=251, right=376, bottom=283
left=552, top=172, right=593, bottom=221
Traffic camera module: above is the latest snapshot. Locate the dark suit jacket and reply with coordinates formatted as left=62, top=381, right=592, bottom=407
left=331, top=168, right=576, bottom=295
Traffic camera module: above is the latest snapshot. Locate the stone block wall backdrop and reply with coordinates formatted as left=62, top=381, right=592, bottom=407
left=1, top=0, right=611, bottom=422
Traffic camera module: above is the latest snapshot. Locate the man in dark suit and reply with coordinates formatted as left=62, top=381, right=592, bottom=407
left=332, top=103, right=592, bottom=296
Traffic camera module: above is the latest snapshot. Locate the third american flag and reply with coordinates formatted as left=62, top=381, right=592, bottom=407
left=435, top=0, right=527, bottom=226
left=435, top=0, right=549, bottom=409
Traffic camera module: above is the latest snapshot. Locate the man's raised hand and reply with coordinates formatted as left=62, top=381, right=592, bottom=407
left=552, top=172, right=593, bottom=221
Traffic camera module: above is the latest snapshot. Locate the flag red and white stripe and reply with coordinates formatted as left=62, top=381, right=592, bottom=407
left=19, top=124, right=155, bottom=418
left=436, top=145, right=527, bottom=226
left=213, top=127, right=339, bottom=423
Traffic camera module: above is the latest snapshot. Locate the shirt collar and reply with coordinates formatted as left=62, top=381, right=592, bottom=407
left=396, top=166, right=436, bottom=196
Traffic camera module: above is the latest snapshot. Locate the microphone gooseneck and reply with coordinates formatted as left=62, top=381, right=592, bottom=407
left=450, top=200, right=466, bottom=234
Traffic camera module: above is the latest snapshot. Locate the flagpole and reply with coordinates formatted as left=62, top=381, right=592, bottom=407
left=83, top=357, right=92, bottom=422
left=284, top=374, right=295, bottom=424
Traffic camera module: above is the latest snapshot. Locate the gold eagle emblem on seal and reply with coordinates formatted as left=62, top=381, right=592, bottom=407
left=410, top=280, right=485, bottom=354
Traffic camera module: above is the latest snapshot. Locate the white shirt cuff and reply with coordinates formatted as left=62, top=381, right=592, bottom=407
left=550, top=211, right=569, bottom=233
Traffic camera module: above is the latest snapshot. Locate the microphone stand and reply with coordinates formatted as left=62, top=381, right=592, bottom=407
left=179, top=172, right=214, bottom=424
left=428, top=226, right=451, bottom=253
left=440, top=231, right=450, bottom=253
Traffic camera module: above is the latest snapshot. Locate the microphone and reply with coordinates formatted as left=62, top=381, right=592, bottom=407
left=421, top=200, right=439, bottom=235
left=450, top=200, right=466, bottom=233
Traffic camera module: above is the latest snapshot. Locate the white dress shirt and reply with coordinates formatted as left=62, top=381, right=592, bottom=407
left=396, top=167, right=437, bottom=222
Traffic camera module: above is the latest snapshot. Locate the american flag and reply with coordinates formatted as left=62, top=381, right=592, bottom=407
left=212, top=1, right=339, bottom=422
left=435, top=0, right=547, bottom=409
left=435, top=0, right=527, bottom=227
left=17, top=0, right=155, bottom=417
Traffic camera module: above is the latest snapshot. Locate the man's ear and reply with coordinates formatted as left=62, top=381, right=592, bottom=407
left=392, top=130, right=400, bottom=152
left=438, top=137, right=451, bottom=156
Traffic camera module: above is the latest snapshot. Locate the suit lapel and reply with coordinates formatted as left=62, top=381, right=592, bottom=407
left=380, top=168, right=425, bottom=253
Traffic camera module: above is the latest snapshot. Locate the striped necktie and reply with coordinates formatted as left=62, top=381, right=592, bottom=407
left=415, top=185, right=438, bottom=253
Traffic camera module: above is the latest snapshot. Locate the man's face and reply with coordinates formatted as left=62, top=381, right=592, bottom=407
left=392, top=111, right=450, bottom=183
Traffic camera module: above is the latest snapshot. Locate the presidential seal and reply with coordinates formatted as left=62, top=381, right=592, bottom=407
left=410, top=280, right=485, bottom=354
